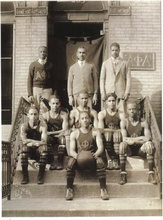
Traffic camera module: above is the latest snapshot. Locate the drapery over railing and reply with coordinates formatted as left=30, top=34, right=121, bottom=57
left=139, top=96, right=162, bottom=199
left=9, top=97, right=30, bottom=178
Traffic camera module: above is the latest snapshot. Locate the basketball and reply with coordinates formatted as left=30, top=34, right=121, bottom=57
left=77, top=150, right=96, bottom=170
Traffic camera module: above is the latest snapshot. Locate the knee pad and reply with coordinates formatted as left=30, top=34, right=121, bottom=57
left=96, top=157, right=105, bottom=169
left=58, top=145, right=66, bottom=155
left=119, top=142, right=128, bottom=155
left=67, top=157, right=77, bottom=170
left=113, top=130, right=122, bottom=143
left=141, top=141, right=155, bottom=154
left=104, top=131, right=112, bottom=142
left=21, top=152, right=28, bottom=166
left=40, top=151, right=48, bottom=164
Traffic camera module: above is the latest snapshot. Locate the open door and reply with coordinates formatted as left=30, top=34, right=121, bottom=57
left=48, top=22, right=104, bottom=111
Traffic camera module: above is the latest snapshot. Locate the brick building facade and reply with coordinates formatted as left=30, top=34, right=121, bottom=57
left=1, top=0, right=161, bottom=141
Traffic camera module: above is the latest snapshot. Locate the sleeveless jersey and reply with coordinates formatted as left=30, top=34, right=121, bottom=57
left=47, top=111, right=63, bottom=131
left=104, top=110, right=120, bottom=129
left=77, top=129, right=95, bottom=153
left=75, top=107, right=93, bottom=128
left=126, top=119, right=143, bottom=137
left=26, top=122, right=41, bottom=141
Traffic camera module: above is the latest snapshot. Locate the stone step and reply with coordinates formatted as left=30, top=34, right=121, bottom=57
left=14, top=169, right=152, bottom=184
left=14, top=155, right=150, bottom=184
left=11, top=182, right=159, bottom=199
left=2, top=197, right=162, bottom=217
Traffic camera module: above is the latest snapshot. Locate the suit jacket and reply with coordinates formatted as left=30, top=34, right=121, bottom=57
left=100, top=57, right=131, bottom=99
left=67, top=62, right=98, bottom=96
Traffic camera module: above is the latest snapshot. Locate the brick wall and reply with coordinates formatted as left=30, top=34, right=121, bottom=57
left=108, top=0, right=161, bottom=130
left=15, top=16, right=47, bottom=110
left=2, top=15, right=47, bottom=141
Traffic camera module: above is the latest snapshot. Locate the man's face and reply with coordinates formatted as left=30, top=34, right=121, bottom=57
left=79, top=112, right=90, bottom=128
left=106, top=96, right=116, bottom=110
left=110, top=46, right=120, bottom=59
left=127, top=103, right=137, bottom=117
left=28, top=109, right=39, bottom=124
left=49, top=98, right=60, bottom=112
left=77, top=48, right=86, bottom=61
left=38, top=47, right=47, bottom=60
left=78, top=93, right=88, bottom=107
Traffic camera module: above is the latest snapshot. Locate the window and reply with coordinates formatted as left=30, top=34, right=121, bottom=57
left=1, top=24, right=13, bottom=124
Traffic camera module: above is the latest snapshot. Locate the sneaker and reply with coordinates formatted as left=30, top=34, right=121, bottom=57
left=113, top=159, right=120, bottom=170
left=148, top=173, right=157, bottom=185
left=100, top=188, right=109, bottom=200
left=56, top=162, right=63, bottom=170
left=119, top=172, right=127, bottom=185
left=66, top=188, right=73, bottom=200
left=49, top=163, right=57, bottom=170
left=21, top=175, right=29, bottom=185
left=37, top=174, right=44, bottom=184
left=106, top=160, right=113, bottom=170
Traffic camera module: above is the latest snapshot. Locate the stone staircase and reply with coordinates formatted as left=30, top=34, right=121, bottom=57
left=2, top=156, right=162, bottom=217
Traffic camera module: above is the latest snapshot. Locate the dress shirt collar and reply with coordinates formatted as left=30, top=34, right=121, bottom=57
left=38, top=58, right=47, bottom=65
left=78, top=60, right=86, bottom=66
left=111, top=56, right=120, bottom=62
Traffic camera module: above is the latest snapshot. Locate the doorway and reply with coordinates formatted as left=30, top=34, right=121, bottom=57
left=48, top=22, right=104, bottom=111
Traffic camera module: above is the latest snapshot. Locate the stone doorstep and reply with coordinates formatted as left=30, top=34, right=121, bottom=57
left=2, top=198, right=162, bottom=217
left=11, top=182, right=160, bottom=199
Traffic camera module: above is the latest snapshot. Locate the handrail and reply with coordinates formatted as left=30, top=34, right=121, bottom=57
left=139, top=96, right=162, bottom=199
left=9, top=97, right=30, bottom=179
left=2, top=141, right=11, bottom=200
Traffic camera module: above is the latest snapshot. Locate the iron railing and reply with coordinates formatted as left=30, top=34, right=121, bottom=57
left=2, top=97, right=30, bottom=199
left=139, top=96, right=162, bottom=199
left=2, top=141, right=11, bottom=200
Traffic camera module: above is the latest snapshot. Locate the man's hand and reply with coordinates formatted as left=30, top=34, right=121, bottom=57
left=93, top=93, right=98, bottom=105
left=69, top=96, right=74, bottom=106
left=28, top=96, right=35, bottom=103
left=101, top=92, right=106, bottom=101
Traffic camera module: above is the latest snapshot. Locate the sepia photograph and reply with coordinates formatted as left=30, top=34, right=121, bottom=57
left=1, top=0, right=162, bottom=218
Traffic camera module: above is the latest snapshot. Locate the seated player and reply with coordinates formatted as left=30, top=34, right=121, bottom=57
left=66, top=111, right=109, bottom=201
left=42, top=95, right=69, bottom=170
left=98, top=93, right=125, bottom=170
left=69, top=91, right=98, bottom=129
left=119, top=101, right=157, bottom=185
left=20, top=106, right=48, bottom=185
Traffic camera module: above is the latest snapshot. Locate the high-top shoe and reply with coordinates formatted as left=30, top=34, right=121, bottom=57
left=100, top=188, right=109, bottom=200
left=119, top=172, right=127, bottom=185
left=148, top=172, right=157, bottom=184
left=66, top=188, right=73, bottom=200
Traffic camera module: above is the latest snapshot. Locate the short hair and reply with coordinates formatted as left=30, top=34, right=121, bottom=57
left=38, top=46, right=47, bottom=51
left=79, top=111, right=91, bottom=119
left=127, top=101, right=138, bottom=108
left=106, top=93, right=117, bottom=100
left=49, top=95, right=61, bottom=102
left=110, top=42, right=120, bottom=50
left=77, top=46, right=87, bottom=53
left=77, top=90, right=89, bottom=97
left=28, top=105, right=39, bottom=113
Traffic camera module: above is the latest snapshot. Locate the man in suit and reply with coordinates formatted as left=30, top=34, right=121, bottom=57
left=67, top=46, right=98, bottom=108
left=100, top=42, right=131, bottom=112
